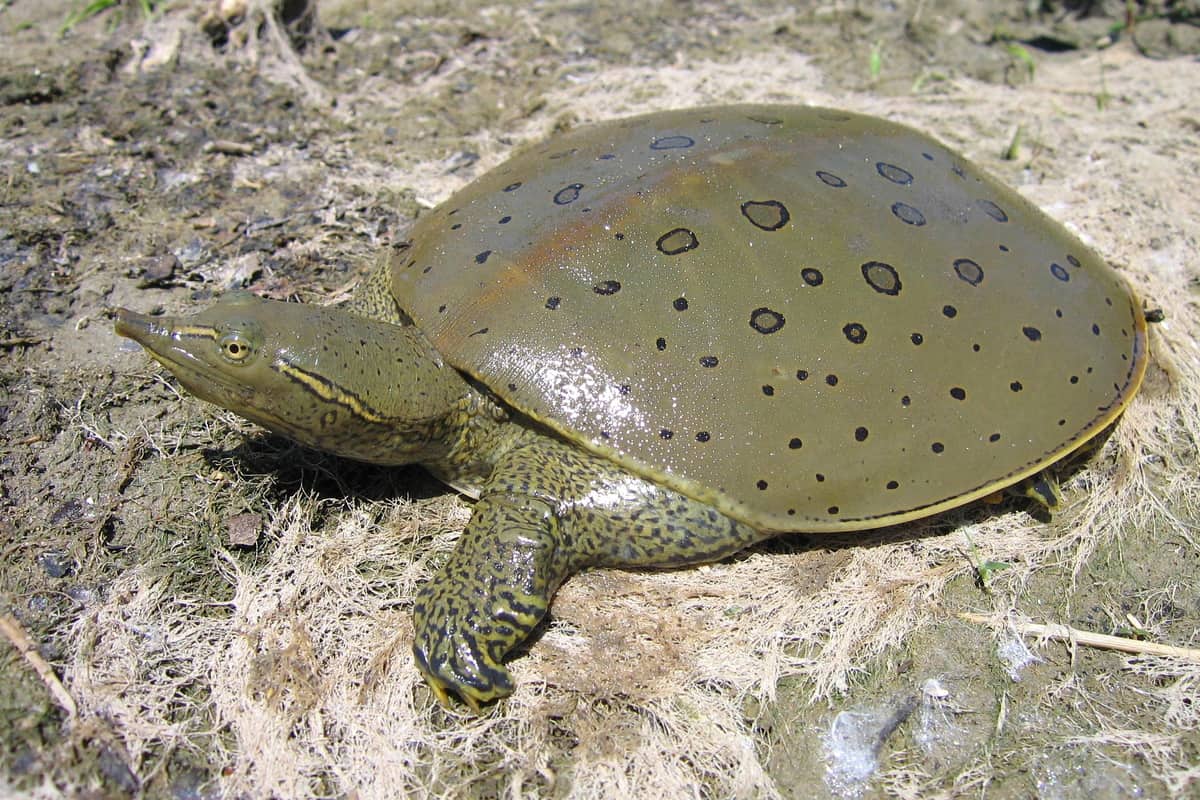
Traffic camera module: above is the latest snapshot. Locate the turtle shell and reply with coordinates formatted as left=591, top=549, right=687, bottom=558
left=391, top=105, right=1148, bottom=532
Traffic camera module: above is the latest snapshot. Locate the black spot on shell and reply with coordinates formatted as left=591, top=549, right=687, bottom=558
left=696, top=431, right=710, bottom=442
left=660, top=429, right=674, bottom=440
left=976, top=199, right=1009, bottom=222
left=1067, top=254, right=1081, bottom=268
left=886, top=480, right=899, bottom=490
left=657, top=228, right=699, bottom=255
left=854, top=426, right=869, bottom=442
left=503, top=182, right=522, bottom=192
left=953, top=258, right=984, bottom=286
left=618, top=384, right=631, bottom=395
left=911, top=332, right=924, bottom=345
left=438, top=304, right=447, bottom=313
left=1050, top=262, right=1070, bottom=282
left=673, top=297, right=689, bottom=311
left=545, top=296, right=561, bottom=310
left=499, top=215, right=512, bottom=224
left=593, top=280, right=621, bottom=295
left=650, top=135, right=695, bottom=150
left=862, top=261, right=902, bottom=295
left=796, top=369, right=809, bottom=381
left=901, top=395, right=911, bottom=406
left=815, top=170, right=847, bottom=188
left=989, top=433, right=1001, bottom=442
left=475, top=250, right=492, bottom=264
left=741, top=200, right=790, bottom=231
left=826, top=374, right=839, bottom=387
left=1023, top=326, right=1042, bottom=341
left=656, top=337, right=667, bottom=351
left=1011, top=380, right=1023, bottom=392
left=828, top=505, right=840, bottom=515
left=788, top=437, right=802, bottom=449
left=554, top=183, right=583, bottom=205
left=801, top=268, right=824, bottom=287
left=699, top=355, right=719, bottom=368
left=749, top=307, right=786, bottom=334
left=451, top=223, right=462, bottom=230
left=950, top=387, right=967, bottom=401
left=1092, top=323, right=1101, bottom=335
left=876, top=162, right=913, bottom=185
left=843, top=323, right=868, bottom=344
left=891, top=202, right=926, bottom=226
left=757, top=479, right=768, bottom=490
left=943, top=305, right=958, bottom=319
left=931, top=442, right=945, bottom=453
left=762, top=385, right=775, bottom=396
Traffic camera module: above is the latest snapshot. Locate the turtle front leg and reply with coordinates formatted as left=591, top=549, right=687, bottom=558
left=411, top=435, right=769, bottom=709
left=412, top=492, right=568, bottom=710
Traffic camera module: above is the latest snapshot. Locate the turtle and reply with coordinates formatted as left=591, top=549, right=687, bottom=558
left=113, top=104, right=1149, bottom=709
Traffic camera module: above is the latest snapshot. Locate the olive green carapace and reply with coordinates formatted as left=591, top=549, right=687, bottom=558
left=394, top=105, right=1148, bottom=532
left=115, top=104, right=1149, bottom=709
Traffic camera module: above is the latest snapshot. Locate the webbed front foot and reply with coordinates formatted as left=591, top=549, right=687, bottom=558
left=411, top=493, right=563, bottom=710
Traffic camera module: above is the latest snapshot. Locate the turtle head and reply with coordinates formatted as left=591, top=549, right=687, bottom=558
left=114, top=291, right=469, bottom=465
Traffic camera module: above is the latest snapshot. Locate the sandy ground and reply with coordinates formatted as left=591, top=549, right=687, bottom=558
left=1, top=1, right=1198, bottom=798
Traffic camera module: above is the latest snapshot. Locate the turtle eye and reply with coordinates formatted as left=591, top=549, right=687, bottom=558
left=218, top=332, right=254, bottom=363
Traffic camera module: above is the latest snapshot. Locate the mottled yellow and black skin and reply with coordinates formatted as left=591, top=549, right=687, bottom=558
left=115, top=276, right=766, bottom=708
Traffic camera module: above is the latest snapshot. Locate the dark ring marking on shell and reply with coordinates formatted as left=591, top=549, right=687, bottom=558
left=801, top=267, right=824, bottom=287
left=554, top=183, right=584, bottom=205
left=699, top=355, right=719, bottom=368
left=976, top=199, right=1009, bottom=222
left=953, top=258, right=984, bottom=286
left=1022, top=326, right=1042, bottom=341
left=650, top=135, right=695, bottom=150
left=545, top=296, right=561, bottom=310
left=816, top=170, right=847, bottom=188
left=503, top=182, right=522, bottom=192
left=1050, top=262, right=1070, bottom=282
left=593, top=280, right=621, bottom=295
left=657, top=227, right=699, bottom=255
left=749, top=307, right=786, bottom=334
left=475, top=250, right=492, bottom=264
left=862, top=261, right=902, bottom=295
left=843, top=322, right=868, bottom=344
left=891, top=202, right=926, bottom=226
left=876, top=162, right=914, bottom=185
left=673, top=297, right=689, bottom=311
left=741, top=200, right=791, bottom=231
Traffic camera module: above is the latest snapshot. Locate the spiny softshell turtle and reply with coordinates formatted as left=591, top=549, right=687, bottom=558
left=114, top=105, right=1149, bottom=708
